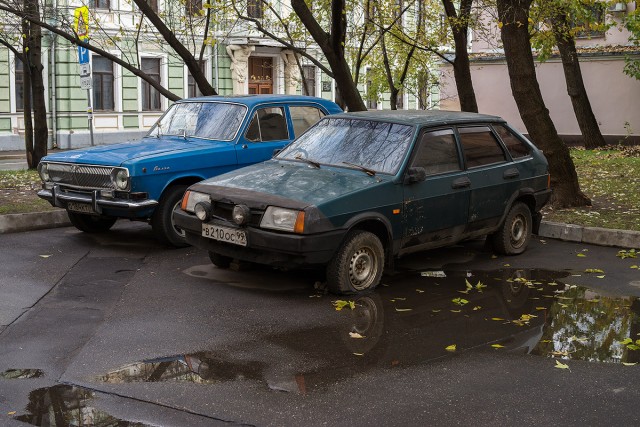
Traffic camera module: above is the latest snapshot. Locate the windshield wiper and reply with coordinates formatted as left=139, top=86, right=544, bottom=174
left=342, top=161, right=376, bottom=176
left=294, top=153, right=321, bottom=168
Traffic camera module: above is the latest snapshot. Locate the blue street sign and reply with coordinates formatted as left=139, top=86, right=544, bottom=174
left=78, top=45, right=89, bottom=65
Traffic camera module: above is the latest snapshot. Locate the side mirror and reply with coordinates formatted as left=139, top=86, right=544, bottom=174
left=404, top=167, right=427, bottom=184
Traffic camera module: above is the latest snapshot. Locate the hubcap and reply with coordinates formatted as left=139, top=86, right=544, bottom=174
left=348, top=247, right=378, bottom=291
left=510, top=215, right=527, bottom=248
left=171, top=201, right=186, bottom=238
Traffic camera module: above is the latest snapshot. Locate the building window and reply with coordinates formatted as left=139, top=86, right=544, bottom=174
left=15, top=57, right=25, bottom=112
left=247, top=0, right=263, bottom=19
left=92, top=56, right=114, bottom=111
left=186, top=0, right=202, bottom=15
left=141, top=58, right=162, bottom=111
left=301, top=65, right=316, bottom=96
left=92, top=0, right=110, bottom=9
left=188, top=61, right=206, bottom=98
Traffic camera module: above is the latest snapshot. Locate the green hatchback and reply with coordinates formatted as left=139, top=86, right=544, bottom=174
left=174, top=110, right=551, bottom=294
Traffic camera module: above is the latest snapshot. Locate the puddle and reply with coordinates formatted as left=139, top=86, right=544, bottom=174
left=13, top=384, right=151, bottom=426
left=0, top=369, right=44, bottom=379
left=96, top=269, right=640, bottom=394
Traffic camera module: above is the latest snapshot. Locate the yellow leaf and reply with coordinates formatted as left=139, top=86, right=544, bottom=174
left=353, top=353, right=364, bottom=356
left=416, top=289, right=424, bottom=293
left=445, top=344, right=456, bottom=352
left=622, top=362, right=637, bottom=366
left=8, top=411, right=16, bottom=415
left=577, top=253, right=587, bottom=257
left=473, top=306, right=482, bottom=311
left=39, top=254, right=52, bottom=258
left=450, top=309, right=462, bottom=313
left=503, top=263, right=510, bottom=267
left=498, top=21, right=503, bottom=29
left=491, top=344, right=505, bottom=349
left=395, top=308, right=412, bottom=312
left=536, top=307, right=547, bottom=310
left=630, top=265, right=638, bottom=269
left=491, top=317, right=505, bottom=321
left=349, top=332, right=365, bottom=339
left=333, top=300, right=355, bottom=311
left=554, top=360, right=570, bottom=370
left=596, top=275, right=605, bottom=279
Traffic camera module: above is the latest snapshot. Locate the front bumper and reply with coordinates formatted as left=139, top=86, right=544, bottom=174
left=174, top=209, right=346, bottom=268
left=38, top=184, right=158, bottom=215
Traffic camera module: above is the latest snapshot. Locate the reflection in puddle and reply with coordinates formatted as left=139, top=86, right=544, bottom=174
left=14, top=384, right=150, bottom=426
left=97, top=269, right=640, bottom=394
left=0, top=369, right=44, bottom=379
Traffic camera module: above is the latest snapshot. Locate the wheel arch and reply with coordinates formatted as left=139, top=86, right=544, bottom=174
left=342, top=213, right=394, bottom=268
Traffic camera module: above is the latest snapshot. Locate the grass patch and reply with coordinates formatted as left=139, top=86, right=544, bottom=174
left=542, top=148, right=640, bottom=232
left=0, top=169, right=58, bottom=214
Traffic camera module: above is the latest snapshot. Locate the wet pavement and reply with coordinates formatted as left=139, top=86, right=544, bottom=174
left=1, top=222, right=639, bottom=425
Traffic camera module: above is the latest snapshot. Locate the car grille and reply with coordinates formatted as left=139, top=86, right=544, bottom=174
left=211, top=201, right=263, bottom=226
left=47, top=162, right=116, bottom=190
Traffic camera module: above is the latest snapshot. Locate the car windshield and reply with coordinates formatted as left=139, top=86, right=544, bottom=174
left=146, top=102, right=247, bottom=141
left=277, top=118, right=414, bottom=175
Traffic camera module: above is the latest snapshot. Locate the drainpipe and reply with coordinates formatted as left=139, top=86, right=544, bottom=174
left=214, top=41, right=219, bottom=92
left=49, top=32, right=57, bottom=149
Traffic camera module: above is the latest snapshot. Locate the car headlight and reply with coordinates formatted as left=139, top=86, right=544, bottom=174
left=181, top=191, right=211, bottom=213
left=232, top=204, right=251, bottom=225
left=38, top=163, right=50, bottom=182
left=111, top=168, right=130, bottom=190
left=260, top=206, right=305, bottom=233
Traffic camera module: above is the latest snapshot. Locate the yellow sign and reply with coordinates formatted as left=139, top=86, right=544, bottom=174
left=73, top=6, right=89, bottom=38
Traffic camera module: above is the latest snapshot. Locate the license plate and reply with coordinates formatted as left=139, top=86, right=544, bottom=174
left=67, top=201, right=95, bottom=214
left=202, top=224, right=247, bottom=246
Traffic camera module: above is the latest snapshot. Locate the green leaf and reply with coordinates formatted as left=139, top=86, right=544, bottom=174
left=554, top=360, right=570, bottom=370
left=333, top=300, right=355, bottom=311
left=491, top=344, right=505, bottom=349
left=577, top=253, right=587, bottom=257
left=620, top=338, right=633, bottom=345
left=585, top=268, right=604, bottom=273
left=452, top=297, right=469, bottom=306
left=445, top=344, right=456, bottom=352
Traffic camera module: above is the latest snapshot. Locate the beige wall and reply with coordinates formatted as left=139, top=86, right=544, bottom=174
left=440, top=56, right=640, bottom=143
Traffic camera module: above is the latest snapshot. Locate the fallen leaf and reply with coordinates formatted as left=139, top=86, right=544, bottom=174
left=475, top=281, right=487, bottom=291
left=622, top=362, right=637, bottom=366
left=536, top=307, right=548, bottom=310
left=432, top=309, right=441, bottom=313
left=503, top=263, right=510, bottom=267
left=554, top=360, right=570, bottom=370
left=577, top=253, right=587, bottom=257
left=39, top=254, right=52, bottom=258
left=353, top=353, right=364, bottom=356
left=491, top=317, right=505, bottom=321
left=585, top=268, right=605, bottom=273
left=596, top=275, right=605, bottom=279
left=473, top=306, right=482, bottom=311
left=445, top=344, right=457, bottom=352
left=395, top=308, right=412, bottom=312
left=333, top=300, right=355, bottom=311
left=450, top=309, right=462, bottom=313
left=8, top=411, right=16, bottom=415
left=631, top=265, right=639, bottom=269
left=349, top=332, right=365, bottom=339
left=416, top=289, right=425, bottom=293
left=491, top=344, right=505, bottom=349
left=452, top=297, right=469, bottom=306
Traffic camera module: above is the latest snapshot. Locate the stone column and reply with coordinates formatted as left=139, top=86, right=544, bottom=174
left=226, top=44, right=255, bottom=94
left=280, top=50, right=299, bottom=95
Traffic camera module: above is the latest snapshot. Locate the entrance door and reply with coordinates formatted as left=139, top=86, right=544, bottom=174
left=249, top=57, right=273, bottom=94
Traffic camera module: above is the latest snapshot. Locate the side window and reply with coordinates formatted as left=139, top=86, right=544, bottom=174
left=493, top=124, right=531, bottom=159
left=289, top=106, right=325, bottom=137
left=411, top=129, right=461, bottom=175
left=245, top=107, right=288, bottom=142
left=458, top=126, right=507, bottom=168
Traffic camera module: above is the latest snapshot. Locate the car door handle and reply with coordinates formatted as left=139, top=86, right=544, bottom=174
left=503, top=168, right=520, bottom=179
left=451, top=177, right=471, bottom=189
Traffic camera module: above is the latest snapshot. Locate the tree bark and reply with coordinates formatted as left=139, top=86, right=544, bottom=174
left=442, top=0, right=478, bottom=112
left=551, top=13, right=606, bottom=149
left=292, top=0, right=366, bottom=111
left=496, top=0, right=590, bottom=208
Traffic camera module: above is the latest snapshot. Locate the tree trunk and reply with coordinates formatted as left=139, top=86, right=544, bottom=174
left=292, top=0, right=367, bottom=111
left=551, top=13, right=606, bottom=149
left=21, top=16, right=34, bottom=168
left=442, top=0, right=478, bottom=113
left=496, top=0, right=590, bottom=208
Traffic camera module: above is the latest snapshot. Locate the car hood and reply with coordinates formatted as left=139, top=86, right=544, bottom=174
left=192, top=160, right=388, bottom=207
left=42, top=137, right=230, bottom=167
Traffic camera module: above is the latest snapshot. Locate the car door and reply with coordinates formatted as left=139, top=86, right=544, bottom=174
left=236, top=105, right=292, bottom=168
left=457, top=125, right=517, bottom=233
left=401, top=128, right=470, bottom=250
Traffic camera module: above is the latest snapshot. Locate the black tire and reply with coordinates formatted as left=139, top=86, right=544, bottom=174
left=326, top=230, right=384, bottom=295
left=208, top=251, right=232, bottom=269
left=151, top=185, right=189, bottom=248
left=490, top=202, right=532, bottom=255
left=67, top=210, right=117, bottom=233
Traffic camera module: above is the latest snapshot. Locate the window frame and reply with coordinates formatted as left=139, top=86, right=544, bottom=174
left=141, top=57, right=162, bottom=112
left=92, top=55, right=115, bottom=111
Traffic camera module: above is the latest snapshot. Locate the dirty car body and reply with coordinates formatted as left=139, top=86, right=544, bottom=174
left=174, top=110, right=551, bottom=294
left=37, top=95, right=342, bottom=246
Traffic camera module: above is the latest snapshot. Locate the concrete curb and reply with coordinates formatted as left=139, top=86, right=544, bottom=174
left=0, top=211, right=638, bottom=250
left=0, top=210, right=71, bottom=234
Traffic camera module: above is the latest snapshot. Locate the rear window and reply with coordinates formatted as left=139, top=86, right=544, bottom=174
left=493, top=124, right=532, bottom=159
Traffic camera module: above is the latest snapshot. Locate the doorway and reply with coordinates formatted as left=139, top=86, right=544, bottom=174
left=248, top=57, right=273, bottom=94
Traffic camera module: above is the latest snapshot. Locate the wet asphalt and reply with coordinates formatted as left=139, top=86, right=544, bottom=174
left=1, top=221, right=639, bottom=426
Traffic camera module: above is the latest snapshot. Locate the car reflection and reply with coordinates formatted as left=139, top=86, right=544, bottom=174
left=95, top=268, right=640, bottom=395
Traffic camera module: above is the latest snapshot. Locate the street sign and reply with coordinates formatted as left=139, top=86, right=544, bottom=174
left=79, top=63, right=91, bottom=76
left=78, top=45, right=90, bottom=65
left=80, top=76, right=92, bottom=90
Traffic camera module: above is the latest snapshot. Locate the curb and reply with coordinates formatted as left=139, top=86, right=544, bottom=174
left=0, top=212, right=638, bottom=249
left=0, top=210, right=71, bottom=234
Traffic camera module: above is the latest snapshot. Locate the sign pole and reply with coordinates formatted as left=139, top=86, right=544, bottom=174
left=74, top=6, right=94, bottom=146
left=87, top=89, right=94, bottom=146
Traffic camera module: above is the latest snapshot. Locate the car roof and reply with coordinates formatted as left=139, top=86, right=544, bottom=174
left=333, top=109, right=506, bottom=126
left=178, top=94, right=340, bottom=109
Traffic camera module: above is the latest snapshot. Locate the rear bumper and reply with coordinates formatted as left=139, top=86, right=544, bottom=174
left=174, top=209, right=345, bottom=268
left=38, top=185, right=157, bottom=215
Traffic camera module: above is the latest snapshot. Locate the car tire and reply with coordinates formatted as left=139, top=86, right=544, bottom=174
left=151, top=185, right=189, bottom=248
left=67, top=211, right=117, bottom=233
left=490, top=202, right=532, bottom=255
left=208, top=251, right=232, bottom=269
left=326, top=230, right=384, bottom=295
